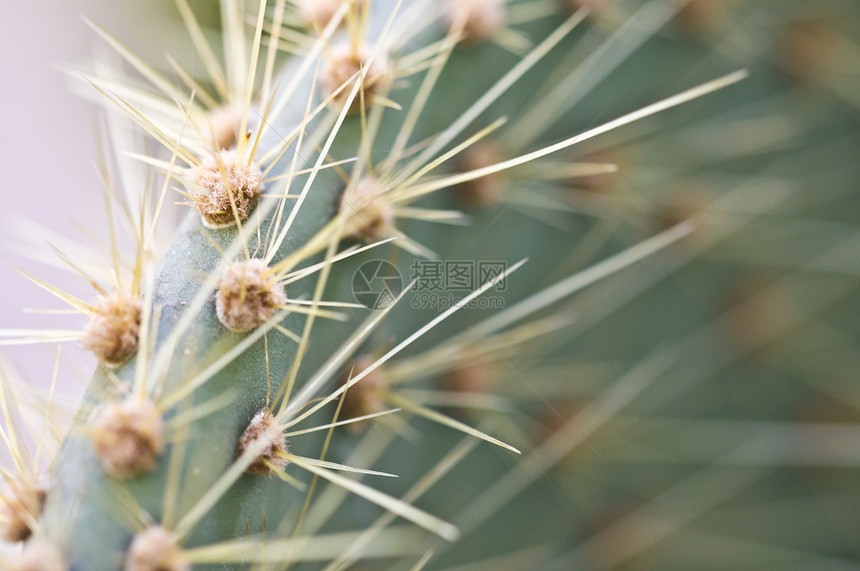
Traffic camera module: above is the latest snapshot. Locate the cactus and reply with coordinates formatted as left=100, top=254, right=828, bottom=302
left=2, top=0, right=860, bottom=569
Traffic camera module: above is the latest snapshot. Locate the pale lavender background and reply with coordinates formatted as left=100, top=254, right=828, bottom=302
left=0, top=2, right=179, bottom=401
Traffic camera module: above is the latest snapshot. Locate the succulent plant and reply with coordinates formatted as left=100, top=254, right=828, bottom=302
left=2, top=0, right=860, bottom=569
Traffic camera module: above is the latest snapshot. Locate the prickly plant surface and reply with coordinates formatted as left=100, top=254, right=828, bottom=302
left=2, top=0, right=860, bottom=570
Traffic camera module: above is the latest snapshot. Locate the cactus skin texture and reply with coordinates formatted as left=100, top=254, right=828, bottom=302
left=3, top=0, right=860, bottom=569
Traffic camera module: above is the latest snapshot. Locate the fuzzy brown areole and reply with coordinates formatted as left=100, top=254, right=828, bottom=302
left=216, top=258, right=287, bottom=333
left=236, top=410, right=289, bottom=476
left=81, top=293, right=142, bottom=367
left=340, top=356, right=388, bottom=430
left=206, top=104, right=247, bottom=151
left=455, top=143, right=505, bottom=207
left=321, top=43, right=390, bottom=112
left=444, top=0, right=506, bottom=42
left=300, top=0, right=363, bottom=29
left=0, top=479, right=46, bottom=543
left=9, top=540, right=65, bottom=571
left=124, top=526, right=188, bottom=571
left=187, top=150, right=263, bottom=228
left=339, top=176, right=395, bottom=240
left=91, top=398, right=164, bottom=478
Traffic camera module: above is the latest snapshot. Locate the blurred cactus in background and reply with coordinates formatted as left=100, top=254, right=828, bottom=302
left=1, top=0, right=860, bottom=569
